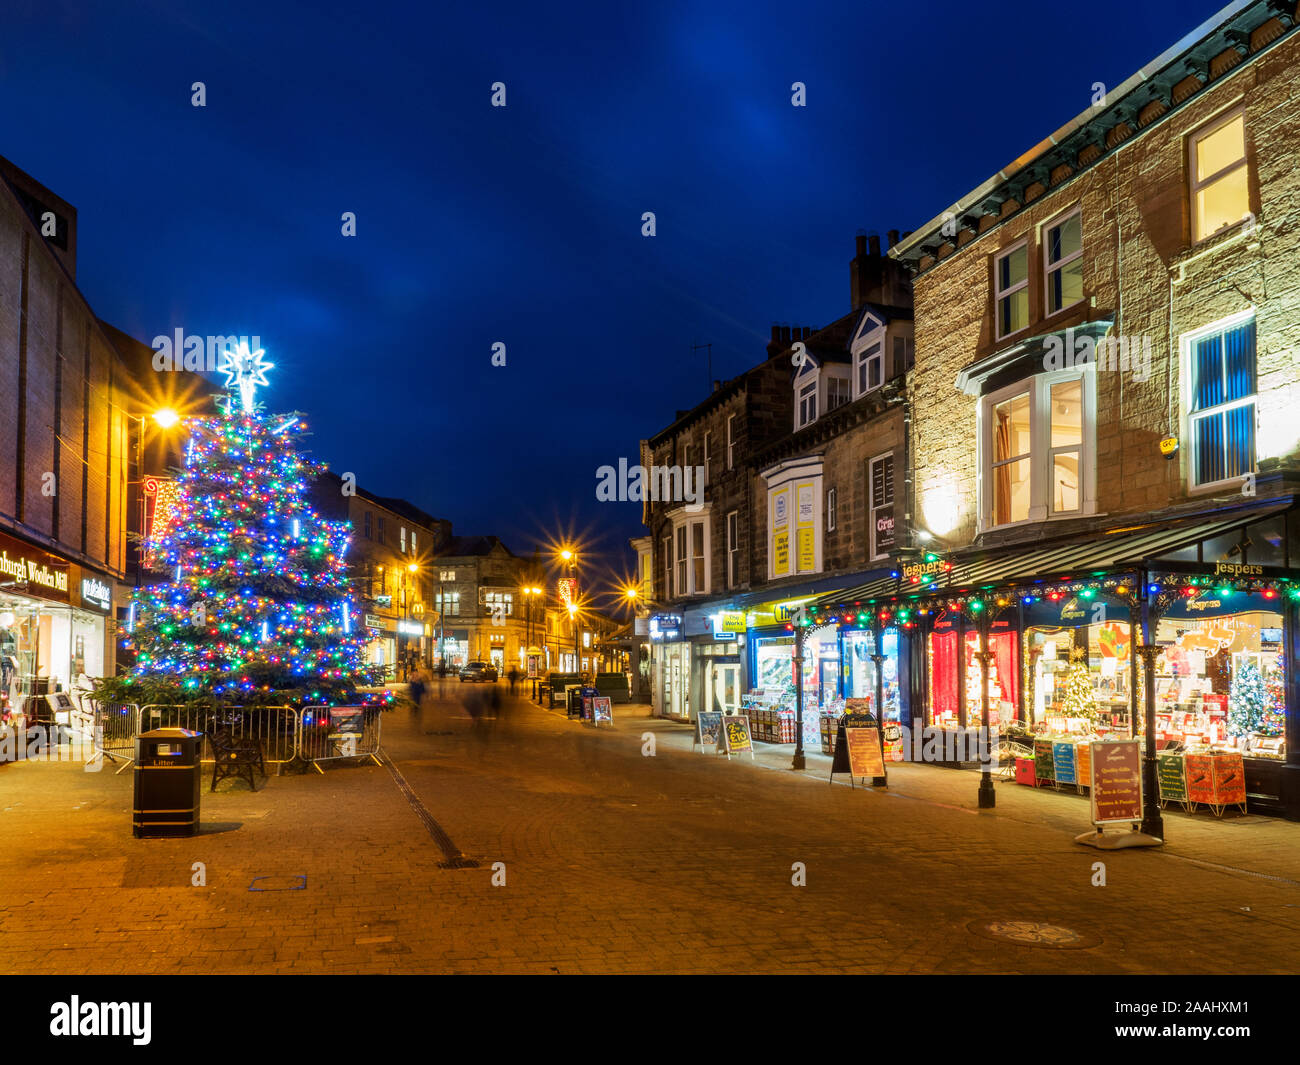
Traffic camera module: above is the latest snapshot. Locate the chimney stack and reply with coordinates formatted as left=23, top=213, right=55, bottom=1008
left=888, top=229, right=900, bottom=248
left=780, top=325, right=791, bottom=344
left=855, top=233, right=867, bottom=256
left=868, top=233, right=881, bottom=257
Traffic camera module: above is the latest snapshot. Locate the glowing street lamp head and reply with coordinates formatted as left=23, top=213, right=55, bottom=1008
left=217, top=341, right=273, bottom=413
left=152, top=408, right=180, bottom=429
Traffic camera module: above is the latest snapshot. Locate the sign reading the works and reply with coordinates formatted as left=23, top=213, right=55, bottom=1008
left=0, top=530, right=70, bottom=602
left=80, top=576, right=112, bottom=613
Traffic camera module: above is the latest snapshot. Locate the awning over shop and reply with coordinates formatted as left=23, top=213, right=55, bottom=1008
left=812, top=500, right=1298, bottom=613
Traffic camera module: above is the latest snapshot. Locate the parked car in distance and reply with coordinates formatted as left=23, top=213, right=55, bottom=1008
left=459, top=661, right=499, bottom=683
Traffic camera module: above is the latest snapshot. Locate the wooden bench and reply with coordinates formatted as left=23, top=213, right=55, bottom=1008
left=209, top=728, right=266, bottom=791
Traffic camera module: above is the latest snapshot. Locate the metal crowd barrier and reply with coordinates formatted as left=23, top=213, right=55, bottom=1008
left=297, top=705, right=384, bottom=771
left=137, top=704, right=300, bottom=767
left=90, top=701, right=142, bottom=774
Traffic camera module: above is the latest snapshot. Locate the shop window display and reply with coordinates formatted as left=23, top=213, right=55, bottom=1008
left=844, top=628, right=901, bottom=721
left=926, top=615, right=1016, bottom=729
left=1023, top=622, right=1132, bottom=736
left=1152, top=600, right=1285, bottom=757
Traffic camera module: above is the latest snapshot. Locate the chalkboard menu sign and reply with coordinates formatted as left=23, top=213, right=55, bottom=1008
left=696, top=712, right=723, bottom=753
left=846, top=727, right=885, bottom=780
left=1034, top=740, right=1055, bottom=785
left=830, top=713, right=887, bottom=787
left=721, top=715, right=754, bottom=760
left=1089, top=739, right=1142, bottom=824
left=1157, top=751, right=1187, bottom=807
left=1052, top=742, right=1077, bottom=785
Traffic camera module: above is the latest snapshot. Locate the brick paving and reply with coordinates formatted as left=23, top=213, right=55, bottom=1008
left=2, top=687, right=1300, bottom=974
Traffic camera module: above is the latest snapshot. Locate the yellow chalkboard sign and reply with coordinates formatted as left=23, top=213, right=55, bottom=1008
left=721, top=715, right=754, bottom=760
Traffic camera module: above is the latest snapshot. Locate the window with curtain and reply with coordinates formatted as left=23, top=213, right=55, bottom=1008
left=992, top=392, right=1031, bottom=525
left=1189, top=317, right=1256, bottom=487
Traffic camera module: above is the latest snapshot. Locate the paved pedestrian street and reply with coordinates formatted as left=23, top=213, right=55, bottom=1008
left=2, top=689, right=1299, bottom=975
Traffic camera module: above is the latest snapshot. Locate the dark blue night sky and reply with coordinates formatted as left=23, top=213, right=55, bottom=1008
left=2, top=0, right=1229, bottom=583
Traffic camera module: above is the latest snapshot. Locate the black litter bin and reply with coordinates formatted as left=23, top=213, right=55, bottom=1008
left=133, top=728, right=202, bottom=838
left=566, top=687, right=583, bottom=719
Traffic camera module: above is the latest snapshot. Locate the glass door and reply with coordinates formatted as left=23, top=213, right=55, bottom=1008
left=709, top=662, right=740, bottom=715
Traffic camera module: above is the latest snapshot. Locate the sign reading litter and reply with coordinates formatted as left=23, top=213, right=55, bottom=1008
left=1089, top=739, right=1142, bottom=825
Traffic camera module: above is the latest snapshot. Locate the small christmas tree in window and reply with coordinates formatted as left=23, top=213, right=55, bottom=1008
left=1058, top=645, right=1098, bottom=727
left=1228, top=658, right=1270, bottom=739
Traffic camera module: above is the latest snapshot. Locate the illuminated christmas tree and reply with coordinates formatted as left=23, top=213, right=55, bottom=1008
left=1262, top=670, right=1286, bottom=738
left=118, top=344, right=377, bottom=704
left=1058, top=645, right=1098, bottom=725
left=1228, top=659, right=1269, bottom=738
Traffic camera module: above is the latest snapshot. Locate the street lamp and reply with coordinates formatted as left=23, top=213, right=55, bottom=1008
left=132, top=408, right=183, bottom=588
left=399, top=562, right=420, bottom=681
left=523, top=585, right=544, bottom=698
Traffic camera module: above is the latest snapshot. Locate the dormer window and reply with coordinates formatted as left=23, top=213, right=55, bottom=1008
left=857, top=342, right=882, bottom=394
left=798, top=381, right=818, bottom=428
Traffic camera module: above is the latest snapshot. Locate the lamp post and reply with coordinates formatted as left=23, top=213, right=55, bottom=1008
left=523, top=585, right=543, bottom=698
left=400, top=562, right=419, bottom=682
left=132, top=408, right=181, bottom=583
left=567, top=602, right=579, bottom=675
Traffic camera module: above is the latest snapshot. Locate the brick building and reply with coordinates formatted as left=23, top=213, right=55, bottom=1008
left=812, top=0, right=1300, bottom=816
left=0, top=155, right=198, bottom=715
left=640, top=233, right=915, bottom=721
left=312, top=470, right=450, bottom=678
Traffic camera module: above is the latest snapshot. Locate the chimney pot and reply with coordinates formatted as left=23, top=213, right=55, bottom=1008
left=888, top=229, right=900, bottom=247
left=855, top=233, right=866, bottom=256
left=771, top=325, right=780, bottom=342
left=780, top=325, right=791, bottom=343
left=868, top=234, right=881, bottom=257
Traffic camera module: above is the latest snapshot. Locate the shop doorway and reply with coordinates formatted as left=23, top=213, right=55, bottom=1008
left=707, top=661, right=740, bottom=715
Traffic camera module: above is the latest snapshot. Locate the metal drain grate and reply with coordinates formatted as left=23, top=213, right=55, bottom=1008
left=968, top=919, right=1101, bottom=949
left=384, top=759, right=478, bottom=868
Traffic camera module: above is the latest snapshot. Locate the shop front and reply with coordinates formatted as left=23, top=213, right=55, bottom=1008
left=806, top=503, right=1300, bottom=815
left=649, top=614, right=689, bottom=720
left=437, top=627, right=469, bottom=670
left=363, top=614, right=397, bottom=676
left=0, top=531, right=111, bottom=725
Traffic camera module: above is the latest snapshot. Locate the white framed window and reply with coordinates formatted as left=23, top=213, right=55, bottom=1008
left=980, top=370, right=1095, bottom=530
left=827, top=488, right=837, bottom=532
left=410, top=530, right=417, bottom=555
left=703, top=431, right=712, bottom=480
left=994, top=241, right=1029, bottom=339
left=826, top=376, right=850, bottom=411
left=726, top=510, right=739, bottom=589
left=435, top=591, right=460, bottom=616
left=868, top=453, right=894, bottom=559
left=400, top=525, right=407, bottom=552
left=990, top=390, right=1032, bottom=525
left=1182, top=311, right=1257, bottom=490
left=668, top=510, right=711, bottom=596
left=1044, top=207, right=1083, bottom=315
left=676, top=525, right=687, bottom=593
left=662, top=535, right=673, bottom=598
left=797, top=381, right=818, bottom=428
left=726, top=414, right=736, bottom=470
left=1190, top=107, right=1249, bottom=243
left=856, top=342, right=883, bottom=395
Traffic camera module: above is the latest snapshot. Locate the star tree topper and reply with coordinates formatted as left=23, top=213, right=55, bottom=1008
left=217, top=341, right=274, bottom=413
